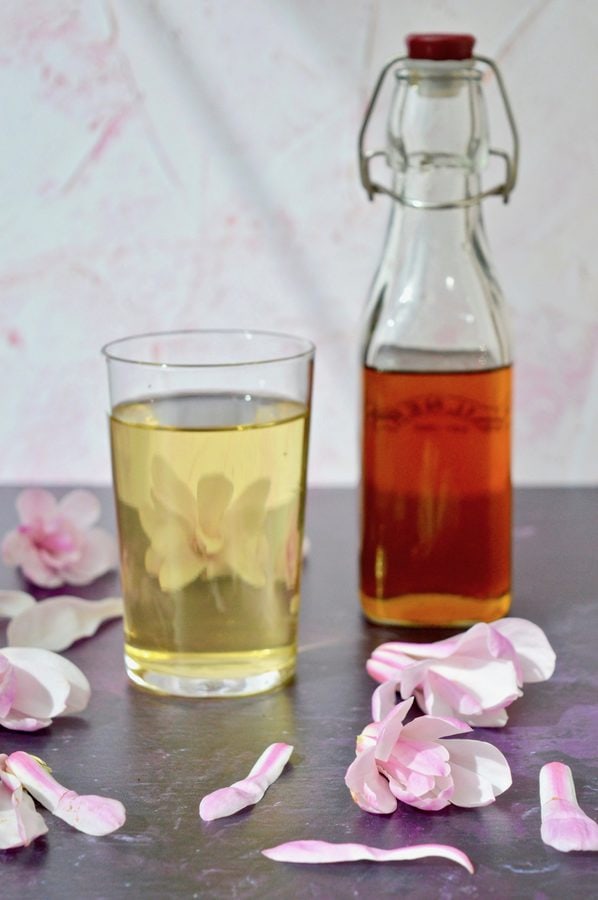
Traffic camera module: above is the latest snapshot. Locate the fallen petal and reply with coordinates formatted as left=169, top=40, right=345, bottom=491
left=491, top=618, right=556, bottom=683
left=540, top=762, right=598, bottom=852
left=199, top=743, right=293, bottom=821
left=62, top=530, right=118, bottom=586
left=0, top=768, right=48, bottom=849
left=0, top=591, right=36, bottom=618
left=371, top=682, right=398, bottom=723
left=1, top=647, right=90, bottom=718
left=6, top=596, right=124, bottom=652
left=57, top=490, right=101, bottom=529
left=262, top=840, right=474, bottom=872
left=6, top=752, right=125, bottom=836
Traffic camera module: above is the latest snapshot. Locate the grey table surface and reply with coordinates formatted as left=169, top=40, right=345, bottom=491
left=0, top=485, right=597, bottom=899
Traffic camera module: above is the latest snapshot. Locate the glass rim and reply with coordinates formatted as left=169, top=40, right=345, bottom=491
left=102, top=328, right=315, bottom=369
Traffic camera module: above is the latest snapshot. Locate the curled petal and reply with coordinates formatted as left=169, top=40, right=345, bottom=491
left=371, top=682, right=398, bottom=723
left=375, top=698, right=413, bottom=762
left=199, top=743, right=293, bottom=821
left=540, top=762, right=598, bottom=852
left=0, top=591, right=36, bottom=618
left=262, top=840, right=474, bottom=873
left=0, top=767, right=48, bottom=849
left=345, top=747, right=397, bottom=815
left=491, top=618, right=556, bottom=683
left=6, top=752, right=125, bottom=836
left=7, top=596, right=124, bottom=651
left=1, top=647, right=90, bottom=721
left=440, top=739, right=512, bottom=807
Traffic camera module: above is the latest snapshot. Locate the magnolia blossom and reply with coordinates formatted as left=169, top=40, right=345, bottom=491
left=4, top=593, right=123, bottom=652
left=262, top=840, right=474, bottom=872
left=1, top=489, right=117, bottom=588
left=540, top=762, right=598, bottom=852
left=140, top=456, right=271, bottom=592
left=200, top=743, right=293, bottom=821
left=0, top=752, right=125, bottom=847
left=345, top=686, right=511, bottom=814
left=367, top=618, right=556, bottom=727
left=0, top=647, right=90, bottom=731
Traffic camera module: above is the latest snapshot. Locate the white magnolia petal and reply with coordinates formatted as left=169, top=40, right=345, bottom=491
left=491, top=618, right=556, bottom=683
left=1, top=647, right=90, bottom=716
left=6, top=596, right=124, bottom=652
left=195, top=474, right=234, bottom=551
left=0, top=775, right=48, bottom=849
left=200, top=743, right=293, bottom=821
left=375, top=698, right=414, bottom=762
left=262, top=840, right=474, bottom=873
left=63, top=530, right=118, bottom=585
left=441, top=739, right=512, bottom=807
left=57, top=489, right=101, bottom=529
left=0, top=591, right=36, bottom=618
left=371, top=682, right=398, bottom=723
left=151, top=455, right=196, bottom=526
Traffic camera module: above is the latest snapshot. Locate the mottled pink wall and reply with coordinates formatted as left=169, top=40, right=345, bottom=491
left=0, top=0, right=596, bottom=485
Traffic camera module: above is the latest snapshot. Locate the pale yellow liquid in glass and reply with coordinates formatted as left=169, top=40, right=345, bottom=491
left=110, top=392, right=309, bottom=696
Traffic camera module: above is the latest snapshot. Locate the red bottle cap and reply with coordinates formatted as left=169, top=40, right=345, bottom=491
left=406, top=33, right=475, bottom=61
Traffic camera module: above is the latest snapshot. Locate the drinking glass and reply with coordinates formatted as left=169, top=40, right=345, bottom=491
left=103, top=330, right=314, bottom=697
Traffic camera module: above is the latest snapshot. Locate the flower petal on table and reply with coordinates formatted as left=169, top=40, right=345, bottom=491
left=0, top=767, right=48, bottom=849
left=6, top=752, right=125, bottom=836
left=344, top=747, right=397, bottom=815
left=63, top=530, right=118, bottom=585
left=491, top=618, right=556, bottom=683
left=371, top=681, right=398, bottom=723
left=1, top=647, right=90, bottom=716
left=58, top=490, right=101, bottom=529
left=540, top=762, right=598, bottom=852
left=16, top=488, right=58, bottom=524
left=6, top=596, right=124, bottom=652
left=262, top=840, right=474, bottom=872
left=441, top=739, right=512, bottom=807
left=0, top=591, right=36, bottom=618
left=375, top=698, right=413, bottom=762
left=199, top=743, right=293, bottom=821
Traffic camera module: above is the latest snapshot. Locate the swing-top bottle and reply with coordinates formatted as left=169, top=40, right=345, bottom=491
left=359, top=33, right=519, bottom=626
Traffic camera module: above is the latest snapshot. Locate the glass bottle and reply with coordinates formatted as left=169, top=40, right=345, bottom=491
left=358, top=33, right=519, bottom=627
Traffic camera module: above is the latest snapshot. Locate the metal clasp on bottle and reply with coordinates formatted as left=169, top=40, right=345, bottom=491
left=358, top=55, right=519, bottom=210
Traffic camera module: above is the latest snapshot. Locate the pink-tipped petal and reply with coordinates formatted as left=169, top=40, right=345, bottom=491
left=6, top=752, right=125, bottom=836
left=375, top=698, right=413, bottom=762
left=0, top=591, right=36, bottom=618
left=540, top=762, right=598, bottom=852
left=371, top=682, right=398, bottom=723
left=16, top=489, right=58, bottom=524
left=262, top=840, right=473, bottom=872
left=491, top=619, right=556, bottom=683
left=199, top=743, right=293, bottom=821
left=57, top=490, right=101, bottom=529
left=7, top=596, right=123, bottom=652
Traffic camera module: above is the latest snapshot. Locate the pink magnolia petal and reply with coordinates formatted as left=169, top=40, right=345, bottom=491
left=401, top=715, right=471, bottom=742
left=0, top=656, right=16, bottom=719
left=1, top=531, right=62, bottom=588
left=440, top=739, right=512, bottom=807
left=57, top=490, right=101, bottom=529
left=375, top=698, right=414, bottom=762
left=540, top=762, right=598, bottom=852
left=7, top=596, right=124, bottom=652
left=371, top=682, right=398, bottom=723
left=374, top=625, right=495, bottom=662
left=199, top=743, right=293, bottom=821
left=390, top=739, right=450, bottom=778
left=6, top=752, right=125, bottom=836
left=345, top=748, right=397, bottom=815
left=0, top=590, right=36, bottom=618
left=0, top=713, right=53, bottom=732
left=262, top=840, right=474, bottom=873
left=0, top=770, right=48, bottom=849
left=366, top=657, right=404, bottom=685
left=16, top=488, right=58, bottom=524
left=1, top=647, right=90, bottom=716
left=62, top=529, right=118, bottom=585
left=491, top=618, right=556, bottom=683
left=387, top=771, right=454, bottom=811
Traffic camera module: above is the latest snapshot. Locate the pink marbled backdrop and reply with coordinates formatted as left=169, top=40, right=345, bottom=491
left=1, top=0, right=597, bottom=485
